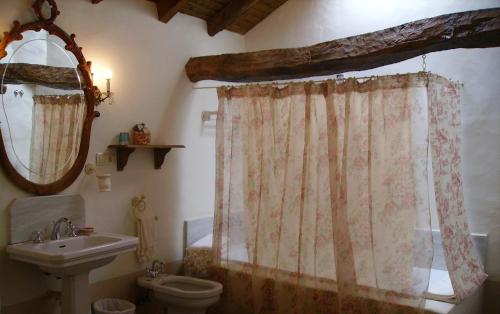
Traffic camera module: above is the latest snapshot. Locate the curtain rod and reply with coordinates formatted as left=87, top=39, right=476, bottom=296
left=191, top=71, right=463, bottom=90
left=192, top=74, right=381, bottom=90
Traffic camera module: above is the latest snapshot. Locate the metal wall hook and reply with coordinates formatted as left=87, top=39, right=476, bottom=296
left=13, top=89, right=24, bottom=98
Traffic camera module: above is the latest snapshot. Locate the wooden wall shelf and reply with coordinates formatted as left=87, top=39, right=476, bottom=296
left=108, top=144, right=185, bottom=171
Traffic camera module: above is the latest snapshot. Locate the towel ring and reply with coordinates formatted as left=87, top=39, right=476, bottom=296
left=132, top=195, right=158, bottom=221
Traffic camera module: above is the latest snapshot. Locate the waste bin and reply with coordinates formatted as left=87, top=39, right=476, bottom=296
left=93, top=298, right=136, bottom=314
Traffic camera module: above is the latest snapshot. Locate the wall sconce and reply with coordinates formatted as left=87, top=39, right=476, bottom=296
left=93, top=68, right=113, bottom=105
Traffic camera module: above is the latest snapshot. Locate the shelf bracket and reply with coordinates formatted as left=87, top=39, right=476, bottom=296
left=115, top=147, right=136, bottom=171
left=154, top=148, right=172, bottom=169
left=108, top=144, right=184, bottom=171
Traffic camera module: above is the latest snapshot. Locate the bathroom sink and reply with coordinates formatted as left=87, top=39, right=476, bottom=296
left=7, top=233, right=138, bottom=274
left=7, top=233, right=138, bottom=314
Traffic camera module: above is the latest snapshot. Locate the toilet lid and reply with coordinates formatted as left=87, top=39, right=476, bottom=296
left=152, top=276, right=223, bottom=299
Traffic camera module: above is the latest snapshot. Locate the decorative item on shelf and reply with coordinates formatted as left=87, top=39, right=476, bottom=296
left=118, top=132, right=130, bottom=145
left=132, top=123, right=151, bottom=145
left=93, top=68, right=113, bottom=105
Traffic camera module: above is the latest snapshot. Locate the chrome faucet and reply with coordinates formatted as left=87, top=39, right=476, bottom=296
left=146, top=259, right=165, bottom=278
left=50, top=217, right=78, bottom=240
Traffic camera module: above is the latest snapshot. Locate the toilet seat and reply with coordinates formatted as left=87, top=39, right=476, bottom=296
left=138, top=275, right=223, bottom=313
left=148, top=276, right=223, bottom=299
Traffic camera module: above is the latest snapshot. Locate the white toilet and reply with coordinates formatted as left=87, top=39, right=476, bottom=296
left=138, top=275, right=223, bottom=314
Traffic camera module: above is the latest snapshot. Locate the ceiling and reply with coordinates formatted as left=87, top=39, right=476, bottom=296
left=92, top=0, right=289, bottom=36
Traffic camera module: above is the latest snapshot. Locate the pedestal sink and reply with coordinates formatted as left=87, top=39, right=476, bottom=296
left=7, top=233, right=138, bottom=314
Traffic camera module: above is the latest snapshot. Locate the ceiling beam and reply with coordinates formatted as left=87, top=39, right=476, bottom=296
left=156, top=0, right=190, bottom=23
left=0, top=63, right=83, bottom=90
left=207, top=0, right=260, bottom=36
left=185, top=8, right=500, bottom=82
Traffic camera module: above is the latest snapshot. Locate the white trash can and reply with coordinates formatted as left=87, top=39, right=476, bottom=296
left=93, top=298, right=136, bottom=314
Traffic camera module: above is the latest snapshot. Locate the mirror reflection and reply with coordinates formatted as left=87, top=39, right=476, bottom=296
left=0, top=29, right=86, bottom=184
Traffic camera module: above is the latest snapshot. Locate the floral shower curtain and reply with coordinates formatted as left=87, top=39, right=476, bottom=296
left=213, top=73, right=486, bottom=314
left=29, top=94, right=85, bottom=183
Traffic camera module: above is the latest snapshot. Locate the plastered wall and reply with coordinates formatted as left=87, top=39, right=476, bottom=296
left=0, top=0, right=245, bottom=307
left=1, top=0, right=499, bottom=311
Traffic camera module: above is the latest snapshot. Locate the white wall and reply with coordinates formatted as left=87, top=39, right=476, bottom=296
left=0, top=0, right=245, bottom=307
left=244, top=0, right=500, bottom=307
left=1, top=0, right=499, bottom=310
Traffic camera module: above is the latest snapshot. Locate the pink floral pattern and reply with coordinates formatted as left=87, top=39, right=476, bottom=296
left=213, top=73, right=485, bottom=313
left=29, top=95, right=85, bottom=183
left=183, top=247, right=214, bottom=277
left=427, top=76, right=487, bottom=300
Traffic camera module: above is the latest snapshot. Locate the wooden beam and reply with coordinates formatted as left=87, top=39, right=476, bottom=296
left=156, top=0, right=190, bottom=23
left=207, top=0, right=260, bottom=36
left=0, top=63, right=83, bottom=90
left=186, top=8, right=500, bottom=82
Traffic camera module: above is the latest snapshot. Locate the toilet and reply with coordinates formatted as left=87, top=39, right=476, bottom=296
left=137, top=275, right=223, bottom=314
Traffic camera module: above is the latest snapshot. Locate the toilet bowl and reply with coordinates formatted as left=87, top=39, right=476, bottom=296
left=138, top=275, right=223, bottom=314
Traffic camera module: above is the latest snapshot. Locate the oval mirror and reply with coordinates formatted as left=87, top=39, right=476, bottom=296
left=0, top=1, right=95, bottom=195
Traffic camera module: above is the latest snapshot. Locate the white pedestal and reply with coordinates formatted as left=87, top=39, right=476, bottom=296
left=61, top=272, right=91, bottom=314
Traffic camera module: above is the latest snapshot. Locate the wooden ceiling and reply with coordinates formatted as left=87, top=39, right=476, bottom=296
left=92, top=0, right=289, bottom=36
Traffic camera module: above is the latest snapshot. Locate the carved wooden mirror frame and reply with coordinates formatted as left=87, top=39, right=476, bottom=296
left=0, top=0, right=98, bottom=195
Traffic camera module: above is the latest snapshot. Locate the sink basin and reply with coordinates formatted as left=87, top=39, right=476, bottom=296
left=7, top=233, right=138, bottom=314
left=7, top=233, right=138, bottom=273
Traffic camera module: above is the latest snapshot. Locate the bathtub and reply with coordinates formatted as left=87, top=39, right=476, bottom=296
left=424, top=268, right=483, bottom=314
left=183, top=217, right=487, bottom=314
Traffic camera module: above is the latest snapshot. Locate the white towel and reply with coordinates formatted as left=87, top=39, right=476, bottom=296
left=136, top=216, right=155, bottom=264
